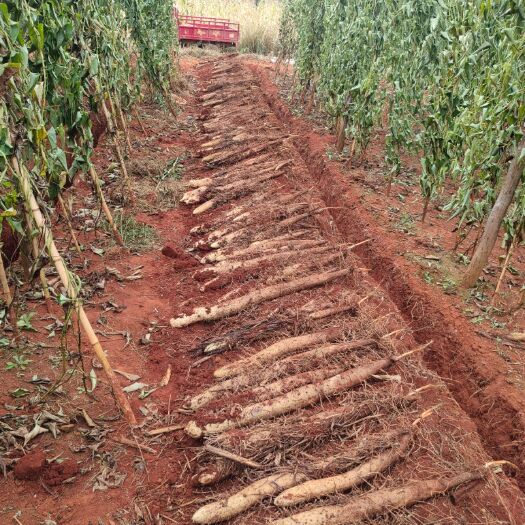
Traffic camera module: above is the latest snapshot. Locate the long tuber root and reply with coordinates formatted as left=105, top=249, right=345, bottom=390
left=170, top=269, right=350, bottom=328
left=191, top=472, right=306, bottom=524
left=186, top=340, right=370, bottom=411
left=209, top=391, right=420, bottom=464
left=187, top=354, right=400, bottom=438
left=269, top=471, right=483, bottom=525
left=213, top=328, right=346, bottom=379
left=274, top=431, right=412, bottom=507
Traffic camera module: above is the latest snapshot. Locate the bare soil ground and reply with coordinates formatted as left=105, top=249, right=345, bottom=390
left=1, top=54, right=525, bottom=525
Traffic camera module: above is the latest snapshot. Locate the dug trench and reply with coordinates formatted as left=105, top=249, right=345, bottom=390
left=245, top=59, right=525, bottom=491
left=162, top=54, right=525, bottom=524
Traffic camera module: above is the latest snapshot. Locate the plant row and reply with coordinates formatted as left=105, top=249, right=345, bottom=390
left=277, top=0, right=525, bottom=286
left=0, top=0, right=178, bottom=424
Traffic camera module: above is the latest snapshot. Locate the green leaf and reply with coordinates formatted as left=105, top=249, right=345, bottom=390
left=10, top=387, right=30, bottom=398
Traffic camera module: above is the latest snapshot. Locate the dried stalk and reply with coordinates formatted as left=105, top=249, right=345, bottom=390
left=57, top=193, right=82, bottom=256
left=89, top=166, right=124, bottom=247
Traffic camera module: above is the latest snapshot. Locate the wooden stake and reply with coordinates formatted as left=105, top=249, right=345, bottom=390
left=114, top=98, right=133, bottom=152
left=100, top=99, right=134, bottom=202
left=57, top=193, right=83, bottom=257
left=13, top=157, right=136, bottom=426
left=89, top=166, right=125, bottom=247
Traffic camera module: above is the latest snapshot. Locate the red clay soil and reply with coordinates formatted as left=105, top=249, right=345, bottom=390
left=1, top=54, right=524, bottom=525
left=246, top=59, right=525, bottom=487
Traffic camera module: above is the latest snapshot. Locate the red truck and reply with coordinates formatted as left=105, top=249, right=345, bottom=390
left=174, top=9, right=240, bottom=47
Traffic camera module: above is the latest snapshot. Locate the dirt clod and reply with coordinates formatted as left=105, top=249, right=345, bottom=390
left=43, top=459, right=80, bottom=486
left=14, top=450, right=46, bottom=481
left=161, top=244, right=199, bottom=269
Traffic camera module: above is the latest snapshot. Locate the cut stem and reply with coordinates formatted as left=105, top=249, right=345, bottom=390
left=115, top=99, right=133, bottom=152
left=89, top=166, right=125, bottom=247
left=0, top=248, right=12, bottom=305
left=101, top=98, right=134, bottom=202
left=23, top=208, right=52, bottom=311
left=491, top=239, right=515, bottom=306
left=57, top=193, right=83, bottom=257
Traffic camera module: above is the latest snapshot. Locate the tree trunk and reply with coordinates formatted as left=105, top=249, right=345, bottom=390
left=462, top=139, right=525, bottom=288
left=421, top=195, right=430, bottom=223
left=305, top=81, right=316, bottom=114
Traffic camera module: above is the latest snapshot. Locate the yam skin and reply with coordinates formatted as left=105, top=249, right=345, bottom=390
left=274, top=432, right=412, bottom=507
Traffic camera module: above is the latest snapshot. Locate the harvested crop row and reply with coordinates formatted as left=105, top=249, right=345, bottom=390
left=172, top=56, right=525, bottom=525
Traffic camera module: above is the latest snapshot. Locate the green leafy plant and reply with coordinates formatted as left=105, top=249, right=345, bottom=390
left=6, top=354, right=32, bottom=370
left=119, top=0, right=178, bottom=106
left=112, top=212, right=159, bottom=252
left=17, top=312, right=37, bottom=331
left=423, top=272, right=434, bottom=284
left=156, top=156, right=185, bottom=187
left=281, top=0, right=525, bottom=286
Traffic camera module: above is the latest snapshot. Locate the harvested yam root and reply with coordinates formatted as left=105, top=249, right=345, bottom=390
left=204, top=207, right=315, bottom=250
left=182, top=167, right=284, bottom=207
left=191, top=472, right=307, bottom=524
left=248, top=348, right=374, bottom=401
left=269, top=471, right=484, bottom=525
left=186, top=340, right=373, bottom=412
left=187, top=177, right=214, bottom=188
left=202, top=138, right=284, bottom=167
left=196, top=402, right=415, bottom=487
left=274, top=431, right=412, bottom=507
left=200, top=245, right=334, bottom=276
left=170, top=268, right=350, bottom=328
left=201, top=236, right=323, bottom=264
left=213, top=328, right=346, bottom=379
left=186, top=353, right=404, bottom=437
left=181, top=185, right=208, bottom=204
left=210, top=391, right=417, bottom=463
